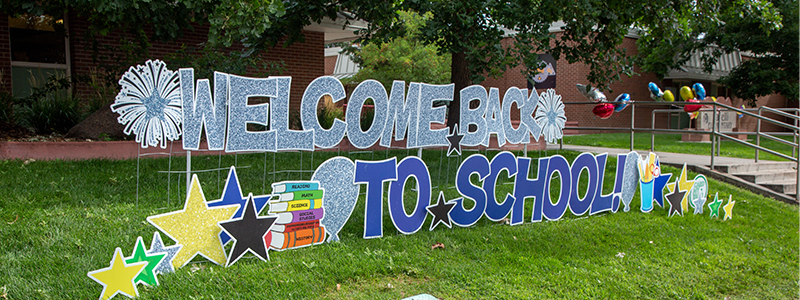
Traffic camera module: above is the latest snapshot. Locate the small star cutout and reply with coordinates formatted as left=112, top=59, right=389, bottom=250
left=653, top=173, right=672, bottom=207
left=125, top=236, right=166, bottom=286
left=708, top=192, right=723, bottom=218
left=722, top=195, right=735, bottom=220
left=446, top=124, right=464, bottom=156
left=427, top=191, right=456, bottom=230
left=207, top=167, right=271, bottom=245
left=676, top=164, right=695, bottom=212
left=87, top=247, right=147, bottom=300
left=147, top=175, right=240, bottom=268
left=146, top=232, right=181, bottom=275
left=218, top=194, right=278, bottom=266
left=665, top=183, right=686, bottom=217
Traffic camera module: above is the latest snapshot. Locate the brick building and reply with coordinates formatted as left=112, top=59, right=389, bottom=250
left=2, top=12, right=366, bottom=115
left=482, top=30, right=793, bottom=135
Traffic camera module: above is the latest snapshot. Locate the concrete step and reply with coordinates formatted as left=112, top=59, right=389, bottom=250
left=734, top=170, right=798, bottom=184
left=761, top=180, right=797, bottom=194
left=714, top=161, right=797, bottom=174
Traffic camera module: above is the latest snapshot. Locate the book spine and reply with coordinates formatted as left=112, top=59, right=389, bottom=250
left=272, top=220, right=320, bottom=233
left=272, top=182, right=320, bottom=193
left=271, top=226, right=325, bottom=250
left=268, top=199, right=323, bottom=213
left=273, top=208, right=325, bottom=224
left=276, top=190, right=324, bottom=201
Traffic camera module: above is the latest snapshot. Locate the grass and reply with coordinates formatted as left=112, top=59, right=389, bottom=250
left=562, top=133, right=798, bottom=162
left=0, top=149, right=797, bottom=299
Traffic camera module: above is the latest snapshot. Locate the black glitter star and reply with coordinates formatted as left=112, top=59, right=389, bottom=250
left=665, top=185, right=686, bottom=217
left=218, top=195, right=277, bottom=265
left=446, top=124, right=464, bottom=156
left=427, top=192, right=456, bottom=230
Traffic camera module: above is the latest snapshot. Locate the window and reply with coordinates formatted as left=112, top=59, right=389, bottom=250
left=9, top=14, right=69, bottom=98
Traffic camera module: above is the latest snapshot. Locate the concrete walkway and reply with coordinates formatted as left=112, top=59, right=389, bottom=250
left=547, top=144, right=798, bottom=204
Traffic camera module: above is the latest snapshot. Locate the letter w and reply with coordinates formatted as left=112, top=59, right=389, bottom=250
left=180, top=69, right=228, bottom=150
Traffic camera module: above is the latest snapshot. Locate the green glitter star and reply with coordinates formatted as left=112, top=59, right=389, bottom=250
left=125, top=236, right=166, bottom=286
left=707, top=192, right=723, bottom=218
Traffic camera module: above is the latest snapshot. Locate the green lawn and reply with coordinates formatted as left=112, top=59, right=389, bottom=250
left=0, top=150, right=797, bottom=299
left=562, top=133, right=798, bottom=162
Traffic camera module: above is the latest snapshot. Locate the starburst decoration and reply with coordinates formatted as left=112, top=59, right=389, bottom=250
left=111, top=60, right=182, bottom=148
left=534, top=88, right=566, bottom=143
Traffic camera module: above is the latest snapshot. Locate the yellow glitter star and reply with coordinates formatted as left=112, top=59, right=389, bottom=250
left=147, top=175, right=239, bottom=268
left=676, top=164, right=695, bottom=212
left=722, top=195, right=736, bottom=220
left=87, top=247, right=147, bottom=300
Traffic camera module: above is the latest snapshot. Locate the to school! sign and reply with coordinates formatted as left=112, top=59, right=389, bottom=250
left=88, top=60, right=734, bottom=300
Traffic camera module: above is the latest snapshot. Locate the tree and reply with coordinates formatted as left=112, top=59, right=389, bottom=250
left=638, top=0, right=796, bottom=107
left=343, top=11, right=451, bottom=89
left=343, top=0, right=782, bottom=127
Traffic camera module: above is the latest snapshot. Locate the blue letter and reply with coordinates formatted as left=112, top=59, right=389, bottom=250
left=484, top=152, right=517, bottom=221
left=542, top=155, right=571, bottom=220
left=569, top=152, right=598, bottom=216
left=354, top=158, right=398, bottom=239
left=512, top=157, right=549, bottom=224
left=451, top=154, right=490, bottom=226
left=388, top=157, right=431, bottom=234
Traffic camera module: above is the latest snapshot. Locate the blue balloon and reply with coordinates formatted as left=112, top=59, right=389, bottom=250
left=648, top=82, right=663, bottom=100
left=613, top=93, right=630, bottom=112
left=692, top=83, right=706, bottom=100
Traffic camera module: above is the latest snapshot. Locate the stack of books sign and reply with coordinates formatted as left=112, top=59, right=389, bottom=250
left=264, top=181, right=325, bottom=251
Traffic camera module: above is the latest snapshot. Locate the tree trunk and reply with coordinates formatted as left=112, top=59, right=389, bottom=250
left=447, top=51, right=472, bottom=129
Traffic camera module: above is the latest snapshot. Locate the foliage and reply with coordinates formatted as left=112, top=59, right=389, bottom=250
left=0, top=150, right=797, bottom=298
left=637, top=0, right=795, bottom=106
left=317, top=96, right=344, bottom=130
left=343, top=11, right=451, bottom=90
left=12, top=75, right=83, bottom=134
left=164, top=44, right=285, bottom=82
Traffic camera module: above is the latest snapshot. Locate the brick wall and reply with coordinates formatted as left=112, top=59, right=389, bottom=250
left=481, top=37, right=678, bottom=134
left=67, top=13, right=323, bottom=113
left=324, top=55, right=337, bottom=75
left=0, top=13, right=10, bottom=93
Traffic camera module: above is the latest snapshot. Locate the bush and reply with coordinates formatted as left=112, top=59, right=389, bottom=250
left=15, top=89, right=83, bottom=135
left=13, top=75, right=83, bottom=135
left=318, top=95, right=344, bottom=129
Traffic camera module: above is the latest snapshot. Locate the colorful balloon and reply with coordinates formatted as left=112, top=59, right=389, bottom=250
left=692, top=83, right=706, bottom=100
left=684, top=99, right=703, bottom=112
left=663, top=90, right=675, bottom=102
left=576, top=84, right=607, bottom=102
left=648, top=82, right=664, bottom=100
left=613, top=93, right=630, bottom=112
left=592, top=103, right=615, bottom=119
left=679, top=86, right=694, bottom=101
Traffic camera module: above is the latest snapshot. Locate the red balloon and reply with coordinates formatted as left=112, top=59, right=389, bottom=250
left=684, top=99, right=703, bottom=112
left=592, top=103, right=615, bottom=119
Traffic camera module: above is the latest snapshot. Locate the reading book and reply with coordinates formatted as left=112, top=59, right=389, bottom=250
left=265, top=226, right=325, bottom=250
left=273, top=190, right=324, bottom=201
left=273, top=208, right=325, bottom=224
left=268, top=199, right=323, bottom=213
left=272, top=181, right=320, bottom=193
left=271, top=220, right=320, bottom=233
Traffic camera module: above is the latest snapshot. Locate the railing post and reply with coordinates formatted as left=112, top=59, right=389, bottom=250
left=630, top=102, right=635, bottom=151
left=756, top=108, right=761, bottom=162
left=711, top=108, right=716, bottom=170
left=651, top=108, right=655, bottom=151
